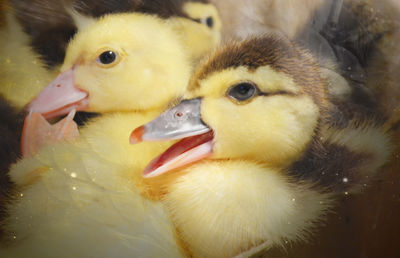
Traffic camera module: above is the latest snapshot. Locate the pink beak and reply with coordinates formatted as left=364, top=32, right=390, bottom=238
left=27, top=68, right=89, bottom=119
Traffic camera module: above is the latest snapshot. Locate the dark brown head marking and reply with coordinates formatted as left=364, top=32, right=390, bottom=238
left=189, top=35, right=329, bottom=110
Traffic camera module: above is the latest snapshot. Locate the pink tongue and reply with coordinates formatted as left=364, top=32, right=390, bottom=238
left=143, top=131, right=214, bottom=178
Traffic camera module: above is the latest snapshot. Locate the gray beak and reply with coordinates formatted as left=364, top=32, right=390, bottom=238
left=130, top=98, right=210, bottom=143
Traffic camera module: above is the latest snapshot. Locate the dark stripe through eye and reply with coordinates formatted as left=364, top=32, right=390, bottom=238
left=192, top=17, right=214, bottom=28
left=227, top=82, right=294, bottom=102
left=258, top=90, right=294, bottom=97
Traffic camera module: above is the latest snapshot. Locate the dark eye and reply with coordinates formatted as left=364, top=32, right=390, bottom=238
left=206, top=16, right=213, bottom=28
left=193, top=17, right=213, bottom=28
left=227, top=82, right=257, bottom=102
left=98, top=51, right=116, bottom=65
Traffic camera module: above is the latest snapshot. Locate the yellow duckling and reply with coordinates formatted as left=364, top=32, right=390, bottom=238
left=27, top=13, right=191, bottom=117
left=20, top=10, right=196, bottom=155
left=0, top=12, right=193, bottom=257
left=175, top=0, right=222, bottom=62
left=0, top=0, right=221, bottom=109
left=131, top=35, right=392, bottom=257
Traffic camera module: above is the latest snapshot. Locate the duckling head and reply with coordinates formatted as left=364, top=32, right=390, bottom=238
left=131, top=36, right=329, bottom=177
left=27, top=13, right=192, bottom=118
left=169, top=0, right=222, bottom=61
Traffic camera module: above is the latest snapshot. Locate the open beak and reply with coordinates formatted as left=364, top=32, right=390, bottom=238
left=21, top=109, right=79, bottom=157
left=27, top=68, right=89, bottom=119
left=130, top=98, right=214, bottom=178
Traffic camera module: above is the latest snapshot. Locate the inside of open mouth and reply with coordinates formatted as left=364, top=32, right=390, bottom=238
left=41, top=98, right=89, bottom=120
left=143, top=130, right=214, bottom=178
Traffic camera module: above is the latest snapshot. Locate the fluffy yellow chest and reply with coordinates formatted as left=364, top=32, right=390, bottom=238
left=162, top=160, right=332, bottom=257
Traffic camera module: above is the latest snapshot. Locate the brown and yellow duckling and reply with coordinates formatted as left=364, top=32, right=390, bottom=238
left=131, top=35, right=392, bottom=257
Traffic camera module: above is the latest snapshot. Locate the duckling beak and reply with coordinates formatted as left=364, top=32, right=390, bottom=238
left=130, top=99, right=209, bottom=143
left=130, top=98, right=214, bottom=178
left=27, top=68, right=89, bottom=119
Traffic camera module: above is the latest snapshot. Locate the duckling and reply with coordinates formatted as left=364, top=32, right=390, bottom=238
left=0, top=12, right=193, bottom=257
left=27, top=13, right=191, bottom=116
left=1, top=0, right=221, bottom=109
left=174, top=0, right=222, bottom=62
left=20, top=1, right=222, bottom=152
left=130, top=35, right=392, bottom=257
left=18, top=10, right=195, bottom=154
left=1, top=4, right=221, bottom=256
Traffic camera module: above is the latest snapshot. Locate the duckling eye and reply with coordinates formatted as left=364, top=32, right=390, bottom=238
left=98, top=51, right=117, bottom=65
left=193, top=16, right=214, bottom=28
left=227, top=82, right=257, bottom=102
left=206, top=17, right=213, bottom=28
